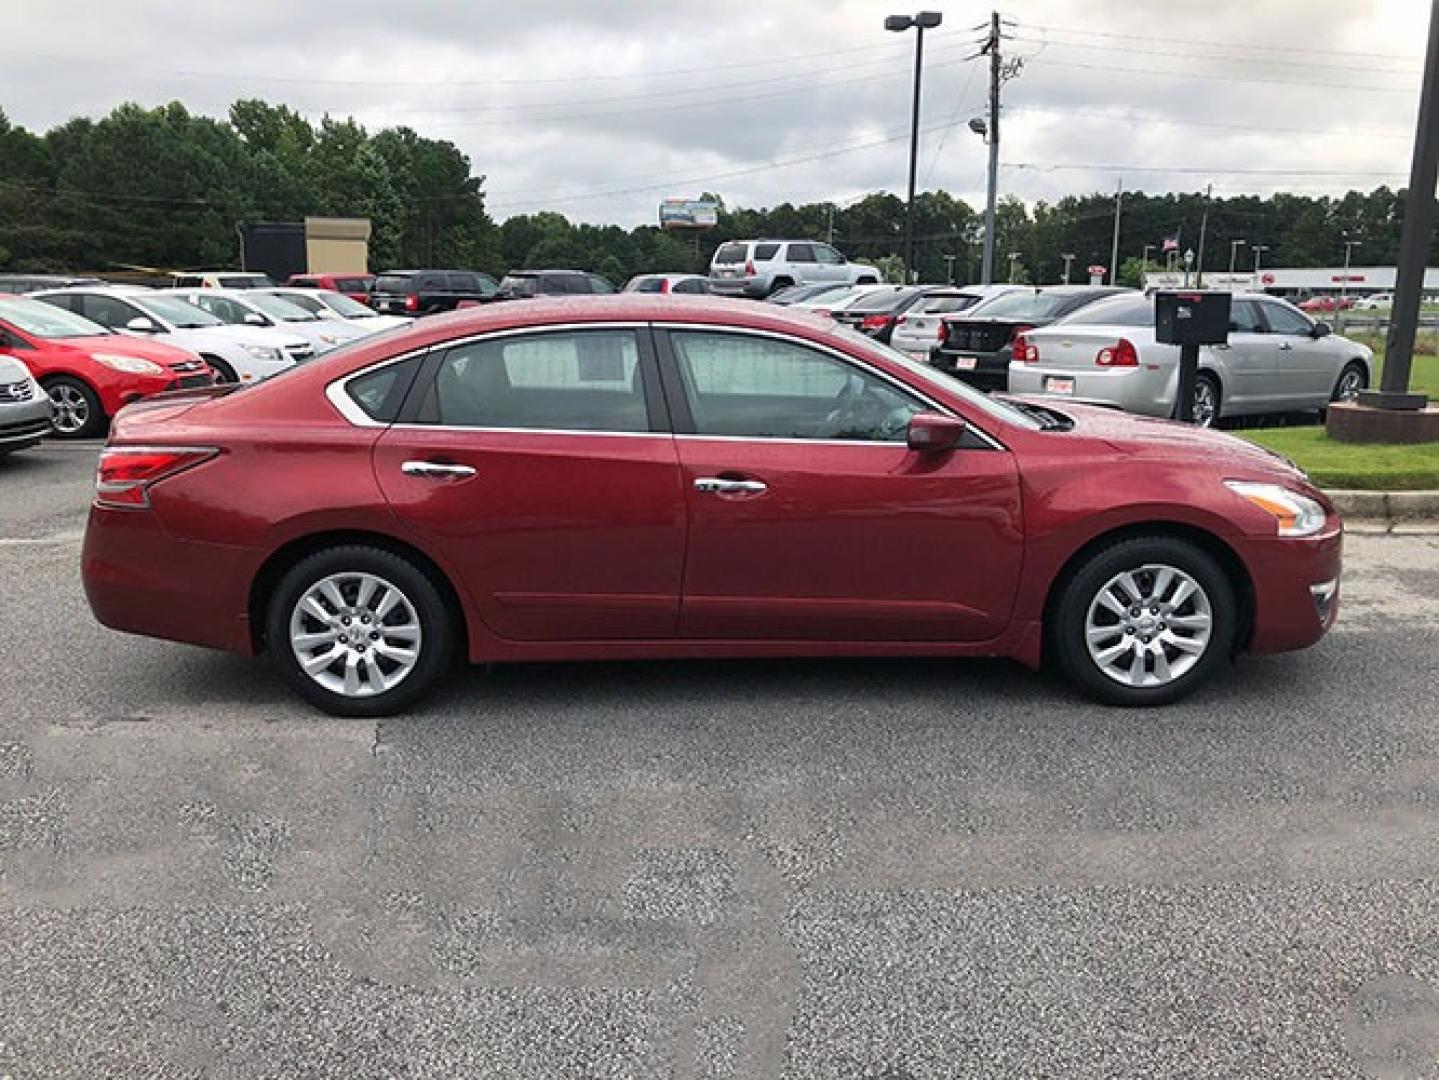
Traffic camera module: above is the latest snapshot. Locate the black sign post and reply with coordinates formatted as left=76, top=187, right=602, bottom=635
left=1155, top=291, right=1232, bottom=423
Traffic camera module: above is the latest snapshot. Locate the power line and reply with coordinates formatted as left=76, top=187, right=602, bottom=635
left=1006, top=162, right=1408, bottom=178
left=1008, top=31, right=1423, bottom=75
left=1024, top=56, right=1419, bottom=94
left=1005, top=103, right=1415, bottom=140
left=1011, top=21, right=1422, bottom=62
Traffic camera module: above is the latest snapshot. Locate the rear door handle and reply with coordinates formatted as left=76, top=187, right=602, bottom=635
left=694, top=477, right=767, bottom=496
left=402, top=460, right=476, bottom=480
left=1278, top=342, right=1293, bottom=351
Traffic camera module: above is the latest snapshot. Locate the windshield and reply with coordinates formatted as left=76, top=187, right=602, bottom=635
left=844, top=287, right=922, bottom=314
left=1059, top=294, right=1154, bottom=327
left=245, top=293, right=319, bottom=322
left=805, top=285, right=872, bottom=309
left=0, top=297, right=111, bottom=338
left=966, top=290, right=1078, bottom=321
left=135, top=295, right=223, bottom=328
left=825, top=323, right=1042, bottom=432
left=270, top=292, right=326, bottom=316
left=317, top=292, right=375, bottom=318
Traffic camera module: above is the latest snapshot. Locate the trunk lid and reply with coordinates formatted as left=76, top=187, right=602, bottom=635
left=942, top=318, right=1033, bottom=354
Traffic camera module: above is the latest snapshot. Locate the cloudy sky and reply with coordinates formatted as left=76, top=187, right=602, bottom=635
left=2, top=0, right=1429, bottom=225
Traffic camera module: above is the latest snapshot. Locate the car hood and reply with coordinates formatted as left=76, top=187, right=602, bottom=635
left=165, top=324, right=306, bottom=351
left=48, top=334, right=200, bottom=366
left=1014, top=398, right=1309, bottom=481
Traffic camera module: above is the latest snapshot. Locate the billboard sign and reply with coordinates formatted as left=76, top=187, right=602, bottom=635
left=659, top=198, right=719, bottom=230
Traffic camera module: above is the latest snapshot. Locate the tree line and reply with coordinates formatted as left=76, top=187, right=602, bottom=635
left=0, top=100, right=1424, bottom=287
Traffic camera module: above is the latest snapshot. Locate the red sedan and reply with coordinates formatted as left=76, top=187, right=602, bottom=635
left=0, top=296, right=214, bottom=438
left=82, top=296, right=1342, bottom=716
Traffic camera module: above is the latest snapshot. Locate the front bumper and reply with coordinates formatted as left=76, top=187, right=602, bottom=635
left=0, top=394, right=54, bottom=449
left=1244, top=525, right=1343, bottom=654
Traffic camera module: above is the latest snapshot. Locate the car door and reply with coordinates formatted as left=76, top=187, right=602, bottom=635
left=1258, top=300, right=1336, bottom=404
left=1211, top=298, right=1277, bottom=413
left=813, top=243, right=849, bottom=282
left=372, top=325, right=687, bottom=641
left=76, top=293, right=156, bottom=335
left=785, top=243, right=819, bottom=284
left=656, top=327, right=1023, bottom=641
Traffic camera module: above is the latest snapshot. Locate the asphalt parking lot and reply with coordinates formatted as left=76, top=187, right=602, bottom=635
left=4, top=442, right=1439, bottom=1078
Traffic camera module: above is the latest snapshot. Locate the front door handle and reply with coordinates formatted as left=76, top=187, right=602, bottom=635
left=694, top=477, right=767, bottom=496
left=402, top=460, right=477, bottom=480
left=1278, top=341, right=1293, bottom=351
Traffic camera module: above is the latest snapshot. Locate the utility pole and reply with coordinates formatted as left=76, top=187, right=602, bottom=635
left=1253, top=244, right=1269, bottom=276
left=826, top=204, right=835, bottom=244
left=1229, top=238, right=1245, bottom=275
left=1108, top=179, right=1123, bottom=287
left=1338, top=235, right=1359, bottom=333
left=980, top=11, right=1002, bottom=286
left=1007, top=251, right=1021, bottom=283
left=1142, top=244, right=1154, bottom=275
left=942, top=253, right=956, bottom=284
left=1195, top=183, right=1212, bottom=288
left=1061, top=252, right=1075, bottom=284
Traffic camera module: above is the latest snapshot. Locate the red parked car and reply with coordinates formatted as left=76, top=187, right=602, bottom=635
left=0, top=296, right=214, bottom=438
left=1297, top=295, right=1356, bottom=313
left=82, top=296, right=1342, bottom=716
left=286, top=273, right=375, bottom=305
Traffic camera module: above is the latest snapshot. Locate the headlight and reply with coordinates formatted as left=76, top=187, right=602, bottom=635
left=242, top=344, right=285, bottom=362
left=90, top=353, right=165, bottom=376
left=1225, top=481, right=1328, bottom=537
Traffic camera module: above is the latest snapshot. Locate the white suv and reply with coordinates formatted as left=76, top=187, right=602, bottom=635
left=708, top=240, right=881, bottom=299
left=32, top=287, right=298, bottom=384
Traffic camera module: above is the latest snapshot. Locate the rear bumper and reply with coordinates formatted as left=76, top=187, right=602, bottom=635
left=1007, top=364, right=1173, bottom=417
left=82, top=505, right=258, bottom=655
left=708, top=277, right=766, bottom=298
left=931, top=347, right=1010, bottom=389
left=1244, top=526, right=1343, bottom=654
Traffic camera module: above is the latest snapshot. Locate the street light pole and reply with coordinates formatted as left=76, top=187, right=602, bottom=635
left=1142, top=244, right=1154, bottom=278
left=1229, top=238, right=1246, bottom=275
left=1061, top=252, right=1075, bottom=284
left=1338, top=236, right=1359, bottom=333
left=1253, top=244, right=1269, bottom=277
left=1007, top=251, right=1021, bottom=283
left=942, top=254, right=956, bottom=284
left=886, top=11, right=943, bottom=285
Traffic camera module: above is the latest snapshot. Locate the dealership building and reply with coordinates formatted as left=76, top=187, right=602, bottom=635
left=1142, top=265, right=1439, bottom=299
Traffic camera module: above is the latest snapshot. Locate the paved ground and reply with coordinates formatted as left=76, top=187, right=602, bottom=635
left=4, top=441, right=1439, bottom=1078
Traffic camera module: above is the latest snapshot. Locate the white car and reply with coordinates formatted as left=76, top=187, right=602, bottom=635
left=261, top=288, right=408, bottom=334
left=168, top=271, right=276, bottom=289
left=1352, top=292, right=1393, bottom=310
left=173, top=289, right=369, bottom=356
left=1008, top=291, right=1373, bottom=427
left=708, top=239, right=882, bottom=298
left=32, top=287, right=298, bottom=384
left=889, top=285, right=1029, bottom=361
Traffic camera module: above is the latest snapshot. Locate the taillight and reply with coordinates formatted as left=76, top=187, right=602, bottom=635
left=404, top=293, right=419, bottom=311
left=96, top=446, right=218, bottom=509
left=660, top=279, right=671, bottom=293
left=1008, top=323, right=1035, bottom=341
left=1013, top=332, right=1039, bottom=363
left=895, top=314, right=908, bottom=325
left=860, top=314, right=893, bottom=332
left=744, top=260, right=756, bottom=277
left=1096, top=338, right=1139, bottom=367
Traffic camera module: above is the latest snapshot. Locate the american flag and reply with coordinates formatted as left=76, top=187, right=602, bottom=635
left=1160, top=234, right=1179, bottom=253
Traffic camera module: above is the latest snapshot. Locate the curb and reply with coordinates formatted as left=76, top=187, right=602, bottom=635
left=1325, top=489, right=1439, bottom=533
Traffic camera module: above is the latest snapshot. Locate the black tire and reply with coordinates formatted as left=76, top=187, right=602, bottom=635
left=203, top=355, right=238, bottom=384
left=1191, top=372, right=1221, bottom=428
left=41, top=375, right=105, bottom=439
left=266, top=545, right=456, bottom=717
left=1330, top=361, right=1367, bottom=403
left=1051, top=535, right=1238, bottom=707
left=767, top=277, right=794, bottom=297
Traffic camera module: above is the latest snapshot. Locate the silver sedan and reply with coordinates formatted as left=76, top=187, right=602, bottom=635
left=1007, top=292, right=1373, bottom=426
left=0, top=354, right=53, bottom=453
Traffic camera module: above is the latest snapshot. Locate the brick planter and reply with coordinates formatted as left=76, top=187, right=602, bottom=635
left=1326, top=402, right=1439, bottom=444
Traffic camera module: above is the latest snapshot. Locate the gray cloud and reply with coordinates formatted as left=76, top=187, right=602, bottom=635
left=1, top=0, right=1427, bottom=224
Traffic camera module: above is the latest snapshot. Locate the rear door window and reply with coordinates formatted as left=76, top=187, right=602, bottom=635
left=753, top=243, right=780, bottom=261
left=673, top=278, right=708, bottom=294
left=815, top=245, right=845, bottom=265
left=786, top=244, right=816, bottom=263
left=446, top=273, right=478, bottom=292
left=417, top=330, right=651, bottom=432
left=375, top=275, right=414, bottom=294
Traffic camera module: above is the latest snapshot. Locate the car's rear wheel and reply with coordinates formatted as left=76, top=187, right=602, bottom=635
left=267, top=545, right=455, bottom=717
left=203, top=356, right=238, bottom=383
left=1191, top=373, right=1221, bottom=428
left=1331, top=362, right=1367, bottom=403
left=43, top=376, right=104, bottom=439
left=1052, top=536, right=1237, bottom=706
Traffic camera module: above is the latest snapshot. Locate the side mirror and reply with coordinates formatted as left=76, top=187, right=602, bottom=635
left=124, top=316, right=158, bottom=333
left=1313, top=321, right=1332, bottom=338
left=243, top=311, right=267, bottom=326
left=907, top=410, right=967, bottom=452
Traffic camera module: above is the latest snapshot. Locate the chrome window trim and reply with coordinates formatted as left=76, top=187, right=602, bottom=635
left=324, top=318, right=1005, bottom=450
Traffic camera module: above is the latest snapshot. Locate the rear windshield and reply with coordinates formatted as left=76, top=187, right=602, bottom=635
left=135, top=295, right=224, bottom=328
left=844, top=287, right=921, bottom=314
left=219, top=274, right=275, bottom=289
left=0, top=296, right=110, bottom=338
left=918, top=294, right=982, bottom=315
left=966, top=290, right=1078, bottom=321
left=320, top=292, right=376, bottom=317
left=375, top=274, right=415, bottom=293
left=1060, top=294, right=1154, bottom=327
left=713, top=243, right=747, bottom=265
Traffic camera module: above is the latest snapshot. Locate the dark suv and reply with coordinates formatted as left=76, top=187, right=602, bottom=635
left=370, top=270, right=500, bottom=316
left=495, top=271, right=616, bottom=299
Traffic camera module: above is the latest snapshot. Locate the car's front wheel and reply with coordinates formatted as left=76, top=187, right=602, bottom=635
left=1052, top=536, right=1237, bottom=706
left=267, top=545, right=456, bottom=717
left=43, top=375, right=104, bottom=438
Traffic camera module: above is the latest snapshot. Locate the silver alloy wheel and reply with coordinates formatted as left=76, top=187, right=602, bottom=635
left=48, top=383, right=90, bottom=434
left=288, top=571, right=422, bottom=698
left=1336, top=368, right=1365, bottom=401
left=1192, top=381, right=1218, bottom=428
left=1084, top=563, right=1213, bottom=688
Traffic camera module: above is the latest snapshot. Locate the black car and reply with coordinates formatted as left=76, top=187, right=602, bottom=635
left=932, top=286, right=1131, bottom=390
left=496, top=270, right=617, bottom=298
left=829, top=285, right=952, bottom=345
left=370, top=270, right=500, bottom=316
left=0, top=274, right=103, bottom=295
